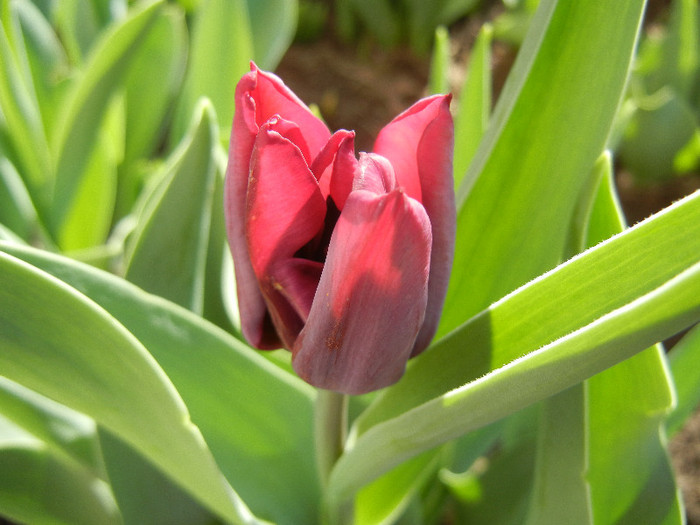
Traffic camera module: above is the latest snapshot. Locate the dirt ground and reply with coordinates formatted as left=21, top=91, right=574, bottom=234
left=276, top=7, right=700, bottom=522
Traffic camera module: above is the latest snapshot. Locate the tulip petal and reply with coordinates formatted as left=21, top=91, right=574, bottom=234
left=373, top=94, right=456, bottom=355
left=309, top=130, right=356, bottom=203
left=353, top=153, right=397, bottom=195
left=249, top=63, right=331, bottom=158
left=292, top=189, right=432, bottom=395
left=246, top=127, right=327, bottom=348
left=225, top=73, right=271, bottom=348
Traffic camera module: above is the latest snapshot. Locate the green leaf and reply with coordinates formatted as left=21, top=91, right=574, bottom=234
left=115, top=3, right=186, bottom=220
left=202, top=157, right=238, bottom=331
left=351, top=0, right=400, bottom=48
left=0, top=14, right=52, bottom=202
left=447, top=413, right=539, bottom=525
left=0, top=434, right=121, bottom=525
left=668, top=324, right=700, bottom=435
left=0, top=242, right=320, bottom=525
left=643, top=0, right=699, bottom=100
left=428, top=26, right=450, bottom=96
left=354, top=450, right=440, bottom=525
left=0, top=377, right=102, bottom=474
left=332, top=190, right=700, bottom=505
left=52, top=0, right=128, bottom=64
left=619, top=89, right=698, bottom=181
left=0, top=250, right=259, bottom=524
left=8, top=0, right=70, bottom=134
left=125, top=99, right=218, bottom=313
left=57, top=92, right=121, bottom=251
left=525, top=159, right=682, bottom=524
left=440, top=0, right=647, bottom=334
left=171, top=0, right=252, bottom=143
left=246, top=0, right=298, bottom=70
left=98, top=427, right=216, bottom=525
left=0, top=380, right=119, bottom=523
left=0, top=157, right=41, bottom=242
left=452, top=22, right=492, bottom=189
left=50, top=0, right=163, bottom=240
left=524, top=386, right=590, bottom=525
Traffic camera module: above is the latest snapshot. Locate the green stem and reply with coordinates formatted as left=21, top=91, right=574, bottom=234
left=315, top=389, right=348, bottom=488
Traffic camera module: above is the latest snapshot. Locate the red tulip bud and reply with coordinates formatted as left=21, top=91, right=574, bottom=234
left=225, top=63, right=455, bottom=394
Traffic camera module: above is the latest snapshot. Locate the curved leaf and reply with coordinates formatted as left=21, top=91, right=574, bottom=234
left=0, top=251, right=259, bottom=524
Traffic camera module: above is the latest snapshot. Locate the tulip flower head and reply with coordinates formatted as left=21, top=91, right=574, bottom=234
left=225, top=63, right=455, bottom=395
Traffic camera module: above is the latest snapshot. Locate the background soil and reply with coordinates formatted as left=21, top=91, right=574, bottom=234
left=277, top=4, right=700, bottom=521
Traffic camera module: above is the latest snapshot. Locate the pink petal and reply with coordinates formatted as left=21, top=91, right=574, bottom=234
left=292, top=189, right=432, bottom=395
left=352, top=153, right=397, bottom=195
left=328, top=132, right=358, bottom=210
left=249, top=63, right=331, bottom=158
left=309, top=129, right=355, bottom=202
left=224, top=72, right=271, bottom=348
left=224, top=66, right=326, bottom=348
left=373, top=94, right=456, bottom=355
left=246, top=127, right=327, bottom=347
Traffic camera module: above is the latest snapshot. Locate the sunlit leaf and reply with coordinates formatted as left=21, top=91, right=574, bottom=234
left=0, top=250, right=259, bottom=524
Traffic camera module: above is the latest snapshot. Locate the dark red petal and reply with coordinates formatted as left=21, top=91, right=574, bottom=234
left=263, top=259, right=324, bottom=349
left=292, top=189, right=432, bottom=395
left=246, top=128, right=327, bottom=348
left=373, top=94, right=456, bottom=355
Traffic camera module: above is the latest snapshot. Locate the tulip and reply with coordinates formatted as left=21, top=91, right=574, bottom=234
left=225, top=62, right=455, bottom=395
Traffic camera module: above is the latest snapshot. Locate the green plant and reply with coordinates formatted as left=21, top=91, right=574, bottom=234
left=1, top=0, right=699, bottom=524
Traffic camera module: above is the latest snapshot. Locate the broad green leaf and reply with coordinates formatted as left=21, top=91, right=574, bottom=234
left=171, top=0, right=252, bottom=143
left=332, top=191, right=700, bottom=504
left=98, top=427, right=216, bottom=525
left=452, top=22, right=492, bottom=189
left=245, top=0, right=298, bottom=70
left=524, top=386, right=590, bottom=525
left=0, top=251, right=259, bottom=524
left=125, top=99, right=218, bottom=313
left=0, top=242, right=320, bottom=525
left=357, top=191, right=700, bottom=432
left=526, top=159, right=681, bottom=524
left=0, top=377, right=101, bottom=474
left=440, top=0, right=647, bottom=334
left=668, top=324, right=700, bottom=435
left=0, top=428, right=120, bottom=525
left=50, top=0, right=163, bottom=239
left=331, top=255, right=700, bottom=507
left=585, top=164, right=681, bottom=525
left=0, top=381, right=119, bottom=522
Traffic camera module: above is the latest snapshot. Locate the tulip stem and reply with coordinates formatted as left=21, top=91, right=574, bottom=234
left=315, top=389, right=348, bottom=488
